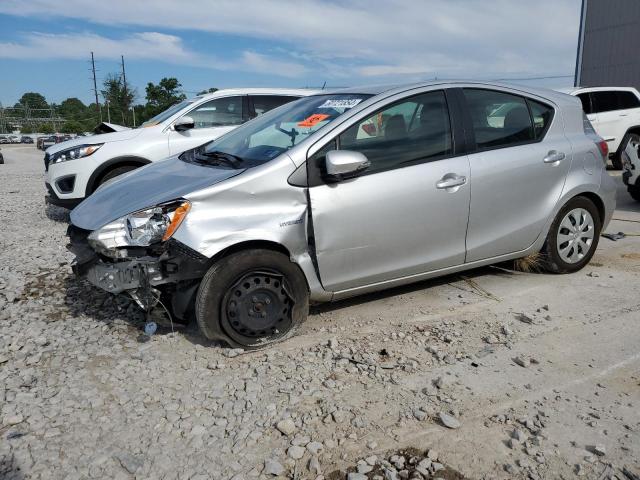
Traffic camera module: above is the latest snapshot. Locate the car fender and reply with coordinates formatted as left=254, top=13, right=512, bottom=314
left=173, top=155, right=332, bottom=302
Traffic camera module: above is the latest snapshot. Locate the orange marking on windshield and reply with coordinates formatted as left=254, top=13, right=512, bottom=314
left=297, top=113, right=330, bottom=127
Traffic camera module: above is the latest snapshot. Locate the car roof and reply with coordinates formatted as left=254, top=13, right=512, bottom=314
left=323, top=80, right=577, bottom=106
left=195, top=88, right=321, bottom=101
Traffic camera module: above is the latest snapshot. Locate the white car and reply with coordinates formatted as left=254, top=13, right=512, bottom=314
left=560, top=86, right=640, bottom=169
left=44, top=88, right=318, bottom=208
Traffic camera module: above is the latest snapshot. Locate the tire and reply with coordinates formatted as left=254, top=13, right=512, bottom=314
left=97, top=165, right=139, bottom=188
left=613, top=133, right=640, bottom=170
left=195, top=249, right=309, bottom=348
left=629, top=185, right=640, bottom=202
left=541, top=196, right=602, bottom=274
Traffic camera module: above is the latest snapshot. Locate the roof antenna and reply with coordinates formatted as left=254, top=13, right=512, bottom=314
left=321, top=81, right=326, bottom=90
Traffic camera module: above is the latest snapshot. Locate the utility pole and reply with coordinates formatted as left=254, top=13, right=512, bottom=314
left=132, top=106, right=136, bottom=127
left=106, top=99, right=111, bottom=123
left=121, top=55, right=128, bottom=125
left=91, top=52, right=103, bottom=122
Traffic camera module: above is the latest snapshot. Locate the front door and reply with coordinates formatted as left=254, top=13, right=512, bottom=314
left=461, top=88, right=572, bottom=262
left=168, top=96, right=246, bottom=155
left=308, top=90, right=471, bottom=292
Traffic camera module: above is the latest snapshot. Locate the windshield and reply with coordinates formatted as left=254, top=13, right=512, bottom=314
left=198, top=94, right=372, bottom=165
left=140, top=99, right=194, bottom=127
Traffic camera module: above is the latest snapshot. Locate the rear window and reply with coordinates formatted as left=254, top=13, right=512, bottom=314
left=463, top=89, right=534, bottom=150
left=616, top=91, right=640, bottom=109
left=592, top=91, right=619, bottom=113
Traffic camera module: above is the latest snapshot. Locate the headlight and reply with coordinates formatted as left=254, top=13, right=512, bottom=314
left=50, top=144, right=103, bottom=164
left=88, top=200, right=191, bottom=254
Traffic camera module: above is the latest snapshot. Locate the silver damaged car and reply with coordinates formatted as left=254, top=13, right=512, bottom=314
left=68, top=81, right=617, bottom=348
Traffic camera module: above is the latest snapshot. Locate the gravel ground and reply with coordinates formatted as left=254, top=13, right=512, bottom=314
left=1, top=144, right=639, bottom=480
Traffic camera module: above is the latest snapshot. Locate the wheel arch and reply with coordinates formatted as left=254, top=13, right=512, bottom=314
left=615, top=127, right=640, bottom=155
left=575, top=191, right=605, bottom=223
left=86, top=155, right=151, bottom=195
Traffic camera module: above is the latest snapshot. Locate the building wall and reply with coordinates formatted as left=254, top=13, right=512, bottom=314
left=578, top=0, right=640, bottom=90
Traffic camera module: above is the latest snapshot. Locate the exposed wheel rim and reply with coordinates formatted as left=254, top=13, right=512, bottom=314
left=223, top=270, right=294, bottom=343
left=556, top=208, right=595, bottom=264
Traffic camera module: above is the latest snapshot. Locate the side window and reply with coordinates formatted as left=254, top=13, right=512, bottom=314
left=527, top=99, right=554, bottom=140
left=188, top=96, right=243, bottom=128
left=252, top=95, right=298, bottom=117
left=576, top=93, right=593, bottom=114
left=337, top=90, right=452, bottom=174
left=463, top=89, right=534, bottom=150
left=591, top=91, right=619, bottom=113
left=616, top=91, right=640, bottom=110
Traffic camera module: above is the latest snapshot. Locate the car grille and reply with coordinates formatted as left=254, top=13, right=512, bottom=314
left=44, top=153, right=50, bottom=171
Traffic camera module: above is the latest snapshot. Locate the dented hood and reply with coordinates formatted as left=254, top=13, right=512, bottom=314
left=70, top=156, right=244, bottom=230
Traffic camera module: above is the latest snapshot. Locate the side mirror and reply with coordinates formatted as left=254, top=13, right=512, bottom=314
left=174, top=116, right=195, bottom=132
left=325, top=150, right=370, bottom=181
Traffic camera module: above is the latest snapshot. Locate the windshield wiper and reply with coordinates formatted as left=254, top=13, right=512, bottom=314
left=197, top=150, right=244, bottom=168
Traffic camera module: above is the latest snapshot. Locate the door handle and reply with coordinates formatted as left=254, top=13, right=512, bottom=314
left=543, top=150, right=565, bottom=164
left=436, top=174, right=467, bottom=189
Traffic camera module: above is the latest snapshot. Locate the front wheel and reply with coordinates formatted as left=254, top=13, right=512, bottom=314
left=542, top=197, right=602, bottom=273
left=195, top=249, right=309, bottom=348
left=629, top=185, right=640, bottom=202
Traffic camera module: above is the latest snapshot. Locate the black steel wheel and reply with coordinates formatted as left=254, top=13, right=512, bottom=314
left=196, top=249, right=309, bottom=348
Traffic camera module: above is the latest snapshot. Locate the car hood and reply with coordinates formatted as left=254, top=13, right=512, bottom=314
left=46, top=128, right=144, bottom=155
left=70, top=156, right=244, bottom=230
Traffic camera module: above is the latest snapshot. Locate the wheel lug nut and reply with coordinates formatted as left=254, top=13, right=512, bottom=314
left=265, top=298, right=271, bottom=305
left=252, top=296, right=258, bottom=303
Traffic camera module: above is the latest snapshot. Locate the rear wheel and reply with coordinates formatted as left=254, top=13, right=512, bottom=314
left=195, top=249, right=309, bottom=348
left=629, top=185, right=640, bottom=202
left=542, top=197, right=601, bottom=273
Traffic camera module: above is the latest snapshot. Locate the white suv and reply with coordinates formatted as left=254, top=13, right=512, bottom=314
left=44, top=88, right=318, bottom=208
left=561, top=87, right=640, bottom=169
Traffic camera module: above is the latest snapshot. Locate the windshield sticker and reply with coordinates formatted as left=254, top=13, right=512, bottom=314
left=297, top=113, right=330, bottom=127
left=317, top=99, right=363, bottom=109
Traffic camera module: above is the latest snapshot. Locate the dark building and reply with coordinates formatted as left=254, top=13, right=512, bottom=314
left=575, top=0, right=640, bottom=89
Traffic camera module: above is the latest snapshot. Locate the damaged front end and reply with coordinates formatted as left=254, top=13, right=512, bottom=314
left=67, top=200, right=209, bottom=320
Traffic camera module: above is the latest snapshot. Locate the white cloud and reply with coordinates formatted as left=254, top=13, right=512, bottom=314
left=0, top=0, right=582, bottom=82
left=0, top=31, right=309, bottom=77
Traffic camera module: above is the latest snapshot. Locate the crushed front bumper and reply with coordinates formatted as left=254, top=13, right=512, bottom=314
left=67, top=225, right=210, bottom=317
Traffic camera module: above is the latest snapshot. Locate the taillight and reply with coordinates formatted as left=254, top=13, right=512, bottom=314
left=596, top=140, right=608, bottom=163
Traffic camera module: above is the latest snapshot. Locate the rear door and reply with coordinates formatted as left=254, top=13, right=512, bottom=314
left=461, top=88, right=572, bottom=262
left=590, top=90, right=623, bottom=149
left=308, top=89, right=471, bottom=292
left=168, top=95, right=248, bottom=155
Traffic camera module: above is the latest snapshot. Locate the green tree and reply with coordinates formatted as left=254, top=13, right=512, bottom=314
left=101, top=73, right=136, bottom=126
left=38, top=123, right=54, bottom=134
left=58, top=98, right=86, bottom=118
left=15, top=92, right=49, bottom=110
left=142, top=77, right=186, bottom=121
left=21, top=125, right=34, bottom=134
left=61, top=120, right=84, bottom=134
left=197, top=87, right=218, bottom=95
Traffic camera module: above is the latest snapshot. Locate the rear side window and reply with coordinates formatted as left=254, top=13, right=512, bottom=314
left=591, top=91, right=619, bottom=113
left=576, top=93, right=593, bottom=114
left=251, top=95, right=298, bottom=117
left=463, top=89, right=534, bottom=150
left=528, top=99, right=554, bottom=140
left=338, top=90, right=452, bottom=174
left=616, top=91, right=640, bottom=109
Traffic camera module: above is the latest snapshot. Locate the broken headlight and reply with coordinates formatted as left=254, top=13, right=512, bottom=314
left=88, top=200, right=191, bottom=254
left=50, top=144, right=103, bottom=164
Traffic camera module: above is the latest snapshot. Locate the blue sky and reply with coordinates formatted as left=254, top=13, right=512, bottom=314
left=0, top=0, right=582, bottom=106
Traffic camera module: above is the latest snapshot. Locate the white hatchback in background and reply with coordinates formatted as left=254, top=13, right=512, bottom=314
left=560, top=86, right=640, bottom=169
left=44, top=88, right=319, bottom=208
